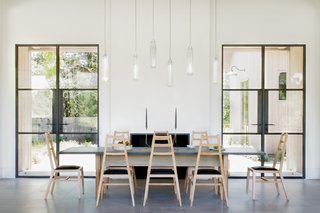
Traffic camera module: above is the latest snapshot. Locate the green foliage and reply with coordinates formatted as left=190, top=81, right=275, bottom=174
left=223, top=94, right=230, bottom=129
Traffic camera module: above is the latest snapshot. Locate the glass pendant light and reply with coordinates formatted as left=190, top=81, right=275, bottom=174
left=167, top=57, right=173, bottom=86
left=167, top=0, right=173, bottom=87
left=150, top=0, right=157, bottom=68
left=186, top=0, right=193, bottom=75
left=133, top=0, right=139, bottom=80
left=102, top=0, right=109, bottom=82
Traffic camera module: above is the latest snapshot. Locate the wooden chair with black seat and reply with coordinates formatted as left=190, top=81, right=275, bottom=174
left=188, top=135, right=228, bottom=207
left=44, top=132, right=84, bottom=199
left=143, top=131, right=182, bottom=207
left=112, top=131, right=137, bottom=187
left=96, top=135, right=135, bottom=207
left=184, top=131, right=208, bottom=191
left=246, top=132, right=289, bottom=200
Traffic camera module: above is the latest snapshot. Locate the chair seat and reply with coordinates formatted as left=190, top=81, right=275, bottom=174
left=193, top=169, right=221, bottom=175
left=104, top=169, right=128, bottom=175
left=251, top=166, right=278, bottom=171
left=151, top=169, right=174, bottom=175
left=56, top=165, right=81, bottom=170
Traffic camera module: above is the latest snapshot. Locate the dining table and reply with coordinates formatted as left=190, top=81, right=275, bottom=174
left=60, top=146, right=261, bottom=195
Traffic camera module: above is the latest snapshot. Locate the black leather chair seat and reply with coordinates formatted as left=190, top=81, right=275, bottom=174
left=56, top=165, right=81, bottom=170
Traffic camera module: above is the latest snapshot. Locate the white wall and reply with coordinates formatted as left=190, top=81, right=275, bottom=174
left=0, top=0, right=4, bottom=178
left=0, top=0, right=320, bottom=178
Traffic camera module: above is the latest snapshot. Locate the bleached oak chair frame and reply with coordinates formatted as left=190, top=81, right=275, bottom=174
left=112, top=131, right=137, bottom=186
left=96, top=135, right=135, bottom=207
left=188, top=135, right=229, bottom=207
left=143, top=132, right=182, bottom=207
left=246, top=132, right=289, bottom=200
left=44, top=132, right=84, bottom=199
left=184, top=131, right=209, bottom=191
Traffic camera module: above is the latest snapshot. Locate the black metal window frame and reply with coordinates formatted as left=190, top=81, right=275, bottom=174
left=15, top=44, right=100, bottom=178
left=221, top=44, right=306, bottom=178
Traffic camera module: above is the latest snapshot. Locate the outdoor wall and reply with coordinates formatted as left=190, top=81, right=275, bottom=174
left=0, top=0, right=320, bottom=178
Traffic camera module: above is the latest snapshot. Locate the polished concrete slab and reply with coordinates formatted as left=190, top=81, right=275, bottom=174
left=0, top=178, right=319, bottom=213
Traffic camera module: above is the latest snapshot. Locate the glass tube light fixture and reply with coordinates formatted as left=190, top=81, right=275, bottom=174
left=167, top=57, right=173, bottom=86
left=167, top=0, right=173, bottom=87
left=102, top=54, right=109, bottom=81
left=150, top=0, right=157, bottom=68
left=133, top=0, right=139, bottom=80
left=186, top=0, right=193, bottom=75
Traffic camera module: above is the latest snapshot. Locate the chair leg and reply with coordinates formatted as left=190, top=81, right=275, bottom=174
left=222, top=176, right=229, bottom=207
left=143, top=176, right=150, bottom=206
left=190, top=178, right=196, bottom=207
left=273, top=173, right=280, bottom=194
left=219, top=178, right=223, bottom=200
left=279, top=173, right=289, bottom=200
left=174, top=175, right=182, bottom=207
left=44, top=176, right=54, bottom=199
left=51, top=173, right=57, bottom=194
left=81, top=168, right=84, bottom=194
left=128, top=175, right=135, bottom=207
left=246, top=168, right=250, bottom=193
left=78, top=171, right=82, bottom=199
left=252, top=171, right=256, bottom=200
left=96, top=173, right=105, bottom=207
left=184, top=168, right=189, bottom=191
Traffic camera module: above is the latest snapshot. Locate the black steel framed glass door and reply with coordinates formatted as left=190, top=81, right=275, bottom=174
left=222, top=45, right=305, bottom=177
left=16, top=45, right=99, bottom=176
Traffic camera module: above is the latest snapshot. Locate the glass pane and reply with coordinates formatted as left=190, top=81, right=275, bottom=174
left=268, top=91, right=303, bottom=133
left=18, top=90, right=53, bottom=132
left=18, top=134, right=54, bottom=176
left=228, top=155, right=262, bottom=176
left=223, top=134, right=261, bottom=151
left=223, top=46, right=261, bottom=89
left=223, top=91, right=258, bottom=133
left=59, top=134, right=98, bottom=175
left=59, top=46, right=98, bottom=89
left=265, top=46, right=304, bottom=89
left=62, top=91, right=98, bottom=132
left=265, top=134, right=303, bottom=177
left=18, top=46, right=56, bottom=89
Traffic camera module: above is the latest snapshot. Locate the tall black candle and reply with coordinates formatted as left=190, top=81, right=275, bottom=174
left=145, top=107, right=148, bottom=129
left=175, top=107, right=177, bottom=130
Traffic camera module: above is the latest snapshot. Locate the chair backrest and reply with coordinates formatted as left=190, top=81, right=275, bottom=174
left=273, top=132, right=288, bottom=171
left=113, top=131, right=130, bottom=144
left=194, top=135, right=224, bottom=174
left=103, top=135, right=132, bottom=172
left=190, top=131, right=208, bottom=146
left=45, top=132, right=58, bottom=170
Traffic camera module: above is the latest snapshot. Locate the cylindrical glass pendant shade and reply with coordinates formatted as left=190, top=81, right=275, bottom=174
left=133, top=53, right=139, bottom=80
left=102, top=54, right=109, bottom=82
left=186, top=45, right=193, bottom=75
left=212, top=57, right=219, bottom=83
left=167, top=58, right=173, bottom=87
left=150, top=39, right=157, bottom=68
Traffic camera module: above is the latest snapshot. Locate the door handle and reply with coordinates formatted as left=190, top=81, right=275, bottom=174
left=59, top=123, right=69, bottom=126
left=46, top=123, right=56, bottom=126
left=251, top=124, right=262, bottom=126
left=265, top=124, right=275, bottom=126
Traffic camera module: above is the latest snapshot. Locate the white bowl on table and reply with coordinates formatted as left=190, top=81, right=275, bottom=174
left=187, top=144, right=195, bottom=149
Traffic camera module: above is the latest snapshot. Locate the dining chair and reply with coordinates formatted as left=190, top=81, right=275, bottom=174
left=188, top=135, right=229, bottom=207
left=96, top=135, right=135, bottom=207
left=44, top=132, right=84, bottom=199
left=184, top=131, right=209, bottom=191
left=246, top=132, right=289, bottom=200
left=143, top=132, right=182, bottom=207
left=112, top=131, right=137, bottom=186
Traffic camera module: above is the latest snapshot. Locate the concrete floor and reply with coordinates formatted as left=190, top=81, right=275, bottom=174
left=0, top=178, right=319, bottom=213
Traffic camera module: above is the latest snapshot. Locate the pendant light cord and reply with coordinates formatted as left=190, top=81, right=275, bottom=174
left=189, top=0, right=191, bottom=46
left=103, top=0, right=107, bottom=55
left=135, top=0, right=138, bottom=53
left=152, top=0, right=155, bottom=39
left=169, top=0, right=171, bottom=58
left=214, top=0, right=217, bottom=56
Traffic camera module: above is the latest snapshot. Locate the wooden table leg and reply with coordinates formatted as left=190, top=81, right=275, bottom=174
left=95, top=154, right=101, bottom=197
left=223, top=155, right=229, bottom=196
